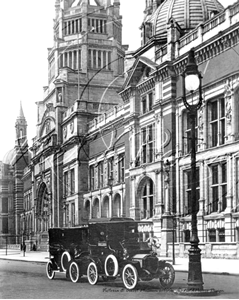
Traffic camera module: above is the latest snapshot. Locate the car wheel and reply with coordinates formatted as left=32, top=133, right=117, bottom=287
left=87, top=262, right=98, bottom=285
left=61, top=251, right=71, bottom=272
left=69, top=261, right=81, bottom=283
left=122, top=264, right=138, bottom=290
left=104, top=254, right=119, bottom=277
left=46, top=261, right=55, bottom=280
left=159, top=263, right=175, bottom=288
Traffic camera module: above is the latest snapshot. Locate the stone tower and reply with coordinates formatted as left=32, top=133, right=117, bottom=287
left=13, top=102, right=29, bottom=240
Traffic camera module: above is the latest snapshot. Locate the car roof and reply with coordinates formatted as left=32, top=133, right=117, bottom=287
left=89, top=217, right=135, bottom=224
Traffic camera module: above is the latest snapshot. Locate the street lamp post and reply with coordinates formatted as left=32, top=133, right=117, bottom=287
left=182, top=49, right=203, bottom=290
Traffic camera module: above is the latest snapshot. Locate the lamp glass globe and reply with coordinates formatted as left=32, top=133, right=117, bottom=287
left=185, top=74, right=200, bottom=92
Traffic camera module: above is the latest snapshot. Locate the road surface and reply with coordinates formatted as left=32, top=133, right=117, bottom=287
left=0, top=260, right=238, bottom=299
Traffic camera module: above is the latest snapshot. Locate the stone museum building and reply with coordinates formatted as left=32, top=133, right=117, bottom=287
left=1, top=0, right=239, bottom=258
left=0, top=103, right=29, bottom=245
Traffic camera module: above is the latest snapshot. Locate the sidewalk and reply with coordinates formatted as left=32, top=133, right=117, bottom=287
left=0, top=249, right=238, bottom=276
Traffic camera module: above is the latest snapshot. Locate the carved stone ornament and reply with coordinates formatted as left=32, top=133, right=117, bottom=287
left=198, top=103, right=204, bottom=133
left=70, top=121, right=74, bottom=133
left=224, top=78, right=233, bottom=97
left=154, top=113, right=161, bottom=123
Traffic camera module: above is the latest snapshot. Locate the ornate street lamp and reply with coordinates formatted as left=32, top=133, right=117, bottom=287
left=182, top=48, right=203, bottom=290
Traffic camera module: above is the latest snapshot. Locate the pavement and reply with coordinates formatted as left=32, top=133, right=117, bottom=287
left=0, top=249, right=238, bottom=276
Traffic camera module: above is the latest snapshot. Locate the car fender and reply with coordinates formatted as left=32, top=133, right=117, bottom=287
left=119, top=259, right=141, bottom=274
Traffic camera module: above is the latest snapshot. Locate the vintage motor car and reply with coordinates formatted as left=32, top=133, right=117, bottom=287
left=46, top=226, right=90, bottom=282
left=86, top=218, right=175, bottom=290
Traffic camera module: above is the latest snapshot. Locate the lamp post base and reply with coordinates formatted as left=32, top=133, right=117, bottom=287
left=188, top=240, right=203, bottom=290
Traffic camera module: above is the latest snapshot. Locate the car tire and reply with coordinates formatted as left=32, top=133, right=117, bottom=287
left=61, top=251, right=71, bottom=272
left=87, top=262, right=98, bottom=285
left=46, top=261, right=55, bottom=280
left=104, top=254, right=119, bottom=277
left=159, top=262, right=175, bottom=288
left=69, top=261, right=81, bottom=283
left=122, top=264, right=138, bottom=290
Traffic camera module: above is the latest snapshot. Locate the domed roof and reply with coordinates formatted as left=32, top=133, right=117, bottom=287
left=152, top=0, right=224, bottom=38
left=2, top=148, right=16, bottom=165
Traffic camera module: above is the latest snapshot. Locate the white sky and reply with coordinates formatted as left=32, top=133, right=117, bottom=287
left=0, top=0, right=235, bottom=159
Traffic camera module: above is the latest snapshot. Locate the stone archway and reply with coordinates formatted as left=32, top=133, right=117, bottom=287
left=137, top=176, right=155, bottom=220
left=102, top=196, right=110, bottom=218
left=84, top=199, right=91, bottom=220
left=113, top=193, right=121, bottom=217
left=92, top=198, right=100, bottom=218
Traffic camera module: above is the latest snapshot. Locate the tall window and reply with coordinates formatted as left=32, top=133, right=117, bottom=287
left=141, top=124, right=155, bottom=164
left=183, top=110, right=198, bottom=155
left=141, top=179, right=154, bottom=219
left=208, top=229, right=216, bottom=242
left=65, top=204, right=69, bottom=226
left=89, top=165, right=95, bottom=190
left=88, top=49, right=112, bottom=70
left=2, top=198, right=8, bottom=213
left=71, top=203, right=75, bottom=226
left=141, top=92, right=154, bottom=114
left=70, top=169, right=75, bottom=195
left=2, top=217, right=8, bottom=234
left=118, top=154, right=125, bottom=183
left=209, top=97, right=225, bottom=147
left=108, top=157, right=114, bottom=181
left=88, top=18, right=107, bottom=33
left=64, top=171, right=69, bottom=197
left=184, top=168, right=200, bottom=215
left=98, top=162, right=104, bottom=188
left=209, top=163, right=227, bottom=213
left=64, top=169, right=75, bottom=197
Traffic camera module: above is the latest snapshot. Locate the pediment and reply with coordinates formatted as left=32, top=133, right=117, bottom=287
left=122, top=56, right=157, bottom=90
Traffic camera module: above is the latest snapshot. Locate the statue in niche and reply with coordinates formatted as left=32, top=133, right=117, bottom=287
left=57, top=92, right=62, bottom=103
left=46, top=121, right=51, bottom=134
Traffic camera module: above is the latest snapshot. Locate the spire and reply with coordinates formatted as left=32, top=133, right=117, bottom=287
left=18, top=101, right=25, bottom=119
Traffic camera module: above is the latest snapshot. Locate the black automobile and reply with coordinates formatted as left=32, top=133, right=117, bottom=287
left=46, top=226, right=90, bottom=283
left=86, top=218, right=175, bottom=290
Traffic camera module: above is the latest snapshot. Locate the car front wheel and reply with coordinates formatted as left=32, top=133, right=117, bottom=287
left=87, top=262, right=98, bottom=285
left=69, top=261, right=81, bottom=283
left=122, top=264, right=138, bottom=290
left=46, top=261, right=55, bottom=280
left=159, top=262, right=175, bottom=288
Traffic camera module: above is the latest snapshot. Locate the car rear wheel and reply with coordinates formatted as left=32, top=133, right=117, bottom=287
left=87, top=262, right=98, bottom=285
left=46, top=261, right=55, bottom=280
left=61, top=251, right=71, bottom=272
left=122, top=264, right=138, bottom=290
left=159, top=262, right=175, bottom=288
left=69, top=261, right=81, bottom=283
left=104, top=254, right=119, bottom=277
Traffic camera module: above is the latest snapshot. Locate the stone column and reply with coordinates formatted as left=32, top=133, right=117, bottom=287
left=160, top=162, right=173, bottom=257
left=225, top=154, right=233, bottom=242
left=197, top=160, right=205, bottom=242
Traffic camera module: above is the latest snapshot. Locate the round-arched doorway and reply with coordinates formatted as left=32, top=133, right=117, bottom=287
left=36, top=182, right=51, bottom=232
